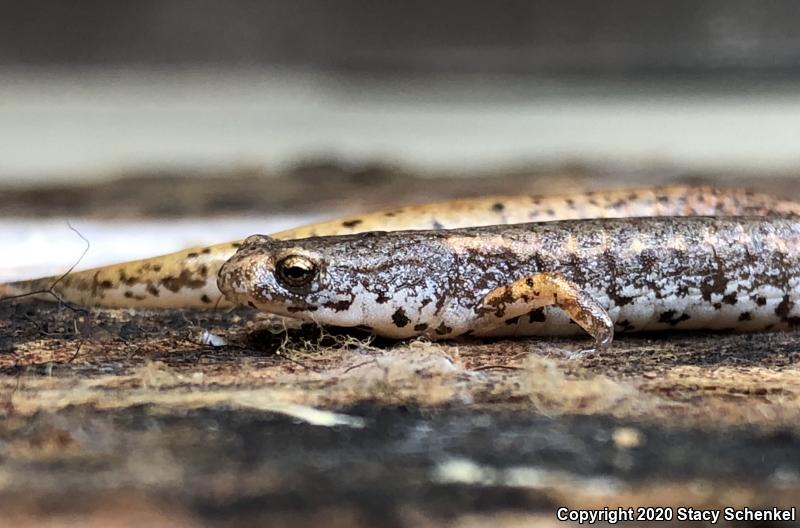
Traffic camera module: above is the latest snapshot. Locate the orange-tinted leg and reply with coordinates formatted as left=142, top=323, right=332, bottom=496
left=477, top=272, right=614, bottom=353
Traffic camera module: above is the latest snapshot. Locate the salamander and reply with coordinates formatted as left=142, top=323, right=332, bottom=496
left=2, top=185, right=799, bottom=309
left=218, top=217, right=800, bottom=351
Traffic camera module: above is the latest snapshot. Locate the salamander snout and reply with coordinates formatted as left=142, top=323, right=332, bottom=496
left=217, top=252, right=268, bottom=307
left=217, top=235, right=280, bottom=306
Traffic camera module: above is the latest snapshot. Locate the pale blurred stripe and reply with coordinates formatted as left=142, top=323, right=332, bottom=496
left=0, top=215, right=325, bottom=282
left=2, top=69, right=800, bottom=185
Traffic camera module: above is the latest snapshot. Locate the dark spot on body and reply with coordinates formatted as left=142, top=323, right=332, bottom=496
left=505, top=315, right=521, bottom=325
left=722, top=293, right=737, bottom=305
left=146, top=284, right=160, bottom=296
left=186, top=252, right=199, bottom=259
left=434, top=322, right=453, bottom=335
left=775, top=295, right=793, bottom=319
left=602, top=249, right=635, bottom=307
left=432, top=220, right=444, bottom=229
left=324, top=299, right=353, bottom=311
left=231, top=243, right=241, bottom=249
left=153, top=264, right=162, bottom=272
left=99, top=280, right=113, bottom=289
left=637, top=248, right=659, bottom=272
left=658, top=310, right=691, bottom=326
left=384, top=211, right=397, bottom=217
left=491, top=202, right=505, bottom=212
left=528, top=307, right=546, bottom=322
left=545, top=209, right=556, bottom=216
left=118, top=270, right=140, bottom=286
left=392, top=308, right=410, bottom=328
left=124, top=291, right=145, bottom=301
left=775, top=295, right=800, bottom=326
left=375, top=291, right=391, bottom=304
left=200, top=294, right=212, bottom=304
left=414, top=323, right=428, bottom=332
left=616, top=319, right=635, bottom=332
left=738, top=312, right=752, bottom=321
left=287, top=304, right=318, bottom=313
left=421, top=298, right=432, bottom=307
left=700, top=252, right=730, bottom=302
left=342, top=219, right=363, bottom=228
left=247, top=301, right=257, bottom=309
left=201, top=248, right=211, bottom=254
left=160, top=269, right=208, bottom=292
left=756, top=296, right=767, bottom=306
left=434, top=293, right=447, bottom=315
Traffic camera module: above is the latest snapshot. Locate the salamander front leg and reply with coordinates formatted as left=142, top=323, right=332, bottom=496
left=477, top=272, right=614, bottom=353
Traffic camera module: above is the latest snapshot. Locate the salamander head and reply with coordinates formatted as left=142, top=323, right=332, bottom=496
left=217, top=232, right=457, bottom=337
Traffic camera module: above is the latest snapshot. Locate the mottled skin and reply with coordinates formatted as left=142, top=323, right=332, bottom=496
left=218, top=217, right=800, bottom=350
left=3, top=185, right=800, bottom=309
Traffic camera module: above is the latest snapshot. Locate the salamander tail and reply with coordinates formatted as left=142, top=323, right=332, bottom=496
left=0, top=276, right=65, bottom=303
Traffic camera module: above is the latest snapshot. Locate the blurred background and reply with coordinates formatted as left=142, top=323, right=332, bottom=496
left=3, top=0, right=800, bottom=277
left=4, top=0, right=800, bottom=182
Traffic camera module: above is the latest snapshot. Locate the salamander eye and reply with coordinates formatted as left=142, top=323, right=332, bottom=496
left=275, top=255, right=318, bottom=288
